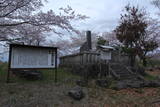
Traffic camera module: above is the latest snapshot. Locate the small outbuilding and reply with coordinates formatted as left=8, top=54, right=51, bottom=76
left=97, top=45, right=115, bottom=61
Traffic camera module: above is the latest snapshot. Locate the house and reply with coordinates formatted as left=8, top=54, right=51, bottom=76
left=97, top=45, right=115, bottom=61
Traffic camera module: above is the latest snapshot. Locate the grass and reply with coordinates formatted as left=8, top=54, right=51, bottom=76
left=1, top=62, right=160, bottom=106
left=147, top=59, right=160, bottom=67
left=137, top=58, right=160, bottom=69
left=0, top=63, right=83, bottom=107
left=108, top=80, right=118, bottom=89
left=40, top=68, right=81, bottom=86
left=0, top=62, right=81, bottom=85
left=0, top=62, right=8, bottom=82
left=144, top=73, right=157, bottom=81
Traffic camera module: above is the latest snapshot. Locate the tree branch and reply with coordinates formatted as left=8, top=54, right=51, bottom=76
left=0, top=21, right=30, bottom=27
left=0, top=0, right=32, bottom=18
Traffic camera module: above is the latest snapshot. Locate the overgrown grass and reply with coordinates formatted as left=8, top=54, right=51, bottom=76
left=0, top=62, right=8, bottom=82
left=144, top=73, right=157, bottom=81
left=137, top=58, right=160, bottom=68
left=0, top=62, right=80, bottom=85
left=147, top=59, right=160, bottom=67
left=40, top=68, right=81, bottom=85
left=109, top=80, right=118, bottom=89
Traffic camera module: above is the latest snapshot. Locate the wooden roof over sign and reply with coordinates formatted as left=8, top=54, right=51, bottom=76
left=97, top=45, right=115, bottom=51
left=10, top=44, right=58, bottom=50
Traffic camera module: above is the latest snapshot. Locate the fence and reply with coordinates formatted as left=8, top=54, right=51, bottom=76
left=60, top=52, right=100, bottom=66
left=111, top=50, right=130, bottom=65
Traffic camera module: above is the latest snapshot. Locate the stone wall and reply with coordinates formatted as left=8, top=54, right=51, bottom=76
left=60, top=52, right=100, bottom=67
left=111, top=50, right=130, bottom=65
left=63, top=63, right=109, bottom=79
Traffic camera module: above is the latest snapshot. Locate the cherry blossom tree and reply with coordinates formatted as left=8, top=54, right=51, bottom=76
left=0, top=0, right=87, bottom=45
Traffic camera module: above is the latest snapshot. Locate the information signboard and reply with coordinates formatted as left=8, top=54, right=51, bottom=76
left=7, top=44, right=58, bottom=82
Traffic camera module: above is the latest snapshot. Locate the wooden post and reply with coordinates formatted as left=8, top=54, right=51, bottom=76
left=55, top=48, right=58, bottom=83
left=7, top=44, right=12, bottom=83
left=108, top=62, right=110, bottom=77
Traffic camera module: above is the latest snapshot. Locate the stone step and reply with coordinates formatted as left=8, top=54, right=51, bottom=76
left=119, top=74, right=138, bottom=79
left=119, top=76, right=136, bottom=80
left=110, top=64, right=122, bottom=68
left=110, top=63, right=139, bottom=80
left=119, top=73, right=131, bottom=76
left=118, top=73, right=137, bottom=78
left=111, top=66, right=129, bottom=72
left=114, top=70, right=130, bottom=73
left=116, top=72, right=131, bottom=75
left=119, top=74, right=134, bottom=77
left=119, top=75, right=133, bottom=78
left=114, top=71, right=131, bottom=75
left=110, top=67, right=123, bottom=71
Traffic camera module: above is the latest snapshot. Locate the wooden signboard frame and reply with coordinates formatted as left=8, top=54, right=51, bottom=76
left=7, top=44, right=58, bottom=83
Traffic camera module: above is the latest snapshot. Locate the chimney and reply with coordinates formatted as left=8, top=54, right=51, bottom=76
left=86, top=31, right=92, bottom=50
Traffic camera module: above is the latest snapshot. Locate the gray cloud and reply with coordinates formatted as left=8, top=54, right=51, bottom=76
left=43, top=0, right=159, bottom=33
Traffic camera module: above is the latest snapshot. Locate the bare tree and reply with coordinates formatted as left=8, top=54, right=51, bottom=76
left=101, top=32, right=121, bottom=46
left=152, top=0, right=160, bottom=10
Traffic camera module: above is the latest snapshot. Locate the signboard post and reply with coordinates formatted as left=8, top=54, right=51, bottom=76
left=7, top=44, right=58, bottom=83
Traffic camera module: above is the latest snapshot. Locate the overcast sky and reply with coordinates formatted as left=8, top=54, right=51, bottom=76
left=43, top=0, right=158, bottom=34
left=1, top=0, right=160, bottom=61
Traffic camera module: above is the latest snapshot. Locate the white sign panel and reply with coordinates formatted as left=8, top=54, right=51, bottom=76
left=100, top=51, right=111, bottom=60
left=10, top=46, right=56, bottom=69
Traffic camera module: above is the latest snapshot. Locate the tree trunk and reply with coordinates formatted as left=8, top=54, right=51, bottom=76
left=143, top=58, right=147, bottom=67
left=130, top=55, right=135, bottom=67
